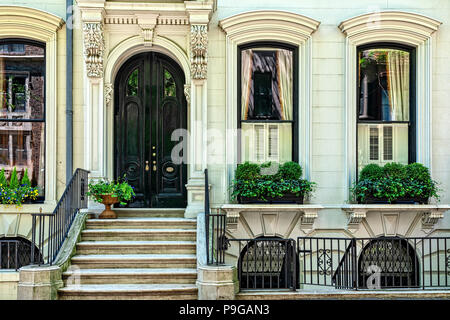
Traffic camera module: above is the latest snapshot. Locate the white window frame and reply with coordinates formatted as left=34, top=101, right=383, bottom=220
left=339, top=11, right=441, bottom=198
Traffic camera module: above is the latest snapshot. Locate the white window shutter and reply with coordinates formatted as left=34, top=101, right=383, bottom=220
left=383, top=126, right=393, bottom=161
left=369, top=127, right=379, bottom=160
left=254, top=124, right=265, bottom=162
left=268, top=125, right=279, bottom=161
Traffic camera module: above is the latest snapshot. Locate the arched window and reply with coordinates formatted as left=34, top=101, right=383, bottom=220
left=357, top=43, right=415, bottom=173
left=0, top=39, right=46, bottom=200
left=358, top=237, right=419, bottom=288
left=0, top=237, right=41, bottom=269
left=238, top=237, right=298, bottom=289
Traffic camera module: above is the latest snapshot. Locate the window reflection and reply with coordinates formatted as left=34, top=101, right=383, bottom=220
left=0, top=40, right=45, bottom=198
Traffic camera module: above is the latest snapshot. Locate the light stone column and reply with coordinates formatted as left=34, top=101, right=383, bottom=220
left=79, top=1, right=106, bottom=181
left=185, top=2, right=213, bottom=218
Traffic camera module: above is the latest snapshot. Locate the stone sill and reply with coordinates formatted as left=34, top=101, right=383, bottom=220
left=0, top=201, right=56, bottom=214
left=341, top=204, right=450, bottom=233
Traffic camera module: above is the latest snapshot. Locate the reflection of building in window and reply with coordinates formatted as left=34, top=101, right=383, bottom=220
left=239, top=45, right=296, bottom=163
left=0, top=41, right=45, bottom=197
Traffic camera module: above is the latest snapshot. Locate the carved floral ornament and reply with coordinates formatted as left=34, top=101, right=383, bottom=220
left=83, top=22, right=105, bottom=78
left=190, top=24, right=208, bottom=80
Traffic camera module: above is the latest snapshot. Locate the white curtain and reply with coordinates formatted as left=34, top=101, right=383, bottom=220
left=387, top=51, right=410, bottom=121
left=241, top=49, right=253, bottom=120
left=277, top=50, right=293, bottom=120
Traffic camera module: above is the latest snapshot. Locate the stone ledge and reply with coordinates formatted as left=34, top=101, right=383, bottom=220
left=341, top=204, right=450, bottom=234
left=220, top=204, right=324, bottom=234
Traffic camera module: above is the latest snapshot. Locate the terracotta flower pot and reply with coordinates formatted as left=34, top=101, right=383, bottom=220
left=99, top=194, right=119, bottom=219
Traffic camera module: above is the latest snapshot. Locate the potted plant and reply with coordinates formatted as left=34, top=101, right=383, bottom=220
left=87, top=177, right=135, bottom=219
left=0, top=168, right=39, bottom=206
left=351, top=162, right=440, bottom=204
left=231, top=161, right=316, bottom=204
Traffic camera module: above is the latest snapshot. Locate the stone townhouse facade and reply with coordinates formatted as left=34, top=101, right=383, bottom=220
left=0, top=0, right=449, bottom=299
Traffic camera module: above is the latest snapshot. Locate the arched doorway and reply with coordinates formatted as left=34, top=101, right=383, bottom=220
left=358, top=237, right=420, bottom=288
left=114, top=52, right=187, bottom=208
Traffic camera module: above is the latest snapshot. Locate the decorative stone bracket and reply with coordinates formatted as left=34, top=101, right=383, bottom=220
left=220, top=205, right=324, bottom=234
left=135, top=13, right=159, bottom=46
left=190, top=24, right=208, bottom=80
left=83, top=21, right=105, bottom=78
left=342, top=204, right=450, bottom=234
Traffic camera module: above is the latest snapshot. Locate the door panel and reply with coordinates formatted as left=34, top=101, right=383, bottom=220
left=115, top=52, right=187, bottom=208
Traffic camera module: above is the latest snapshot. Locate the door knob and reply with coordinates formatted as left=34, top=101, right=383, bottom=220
left=145, top=161, right=150, bottom=171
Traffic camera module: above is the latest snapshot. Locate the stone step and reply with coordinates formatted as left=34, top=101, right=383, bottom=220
left=58, top=284, right=198, bottom=300
left=62, top=268, right=197, bottom=285
left=70, top=254, right=197, bottom=269
left=76, top=241, right=196, bottom=255
left=112, top=208, right=185, bottom=218
left=81, top=228, right=197, bottom=241
left=85, top=217, right=196, bottom=230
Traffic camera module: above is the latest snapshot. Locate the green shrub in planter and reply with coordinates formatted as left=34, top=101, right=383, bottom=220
left=0, top=167, right=39, bottom=206
left=87, top=177, right=136, bottom=205
left=351, top=162, right=439, bottom=204
left=231, top=161, right=315, bottom=203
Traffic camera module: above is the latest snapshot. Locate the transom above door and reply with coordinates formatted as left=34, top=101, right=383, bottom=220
left=114, top=52, right=187, bottom=208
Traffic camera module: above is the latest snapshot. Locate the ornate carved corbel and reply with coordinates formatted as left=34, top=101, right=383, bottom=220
left=105, top=83, right=113, bottom=107
left=83, top=22, right=105, bottom=78
left=184, top=84, right=191, bottom=107
left=190, top=24, right=208, bottom=80
left=421, top=210, right=444, bottom=232
left=299, top=209, right=318, bottom=234
left=225, top=209, right=240, bottom=233
left=346, top=209, right=367, bottom=234
left=136, top=14, right=159, bottom=46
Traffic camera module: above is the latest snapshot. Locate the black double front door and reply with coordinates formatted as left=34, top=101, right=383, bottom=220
left=114, top=52, right=187, bottom=208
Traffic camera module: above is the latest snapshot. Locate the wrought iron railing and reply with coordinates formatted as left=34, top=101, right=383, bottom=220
left=205, top=168, right=228, bottom=265
left=0, top=240, right=19, bottom=270
left=298, top=236, right=450, bottom=290
left=31, top=168, right=89, bottom=265
left=231, top=238, right=297, bottom=291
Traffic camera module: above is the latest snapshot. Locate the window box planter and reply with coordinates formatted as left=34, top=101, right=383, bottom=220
left=352, top=163, right=439, bottom=205
left=239, top=193, right=304, bottom=204
left=231, top=162, right=315, bottom=205
left=361, top=196, right=428, bottom=205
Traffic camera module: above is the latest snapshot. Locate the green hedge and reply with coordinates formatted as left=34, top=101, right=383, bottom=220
left=351, top=162, right=440, bottom=203
left=231, top=161, right=315, bottom=201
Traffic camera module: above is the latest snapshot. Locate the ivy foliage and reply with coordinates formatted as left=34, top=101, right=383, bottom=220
left=231, top=161, right=316, bottom=201
left=351, top=162, right=440, bottom=203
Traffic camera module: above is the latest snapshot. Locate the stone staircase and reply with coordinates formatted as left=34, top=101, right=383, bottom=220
left=58, top=209, right=198, bottom=300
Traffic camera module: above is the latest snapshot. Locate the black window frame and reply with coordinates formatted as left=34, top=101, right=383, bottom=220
left=356, top=42, right=416, bottom=177
left=237, top=41, right=299, bottom=163
left=0, top=38, right=46, bottom=202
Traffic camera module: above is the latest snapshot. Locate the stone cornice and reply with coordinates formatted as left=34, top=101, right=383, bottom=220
left=338, top=11, right=441, bottom=45
left=219, top=10, right=320, bottom=42
left=0, top=6, right=65, bottom=41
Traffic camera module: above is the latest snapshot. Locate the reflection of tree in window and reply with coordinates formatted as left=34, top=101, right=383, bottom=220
left=126, top=69, right=139, bottom=96
left=357, top=47, right=412, bottom=172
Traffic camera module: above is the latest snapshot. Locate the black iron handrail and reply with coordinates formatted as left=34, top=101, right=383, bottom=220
left=31, top=168, right=89, bottom=265
left=331, top=238, right=357, bottom=289
left=205, top=168, right=227, bottom=265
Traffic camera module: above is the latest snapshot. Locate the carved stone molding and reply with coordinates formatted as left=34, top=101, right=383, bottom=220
left=83, top=22, right=105, bottom=78
left=220, top=205, right=324, bottom=234
left=184, top=84, right=191, bottom=106
left=136, top=14, right=159, bottom=46
left=104, top=83, right=113, bottom=107
left=300, top=209, right=319, bottom=234
left=342, top=204, right=450, bottom=234
left=190, top=24, right=208, bottom=80
left=421, top=210, right=445, bottom=233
